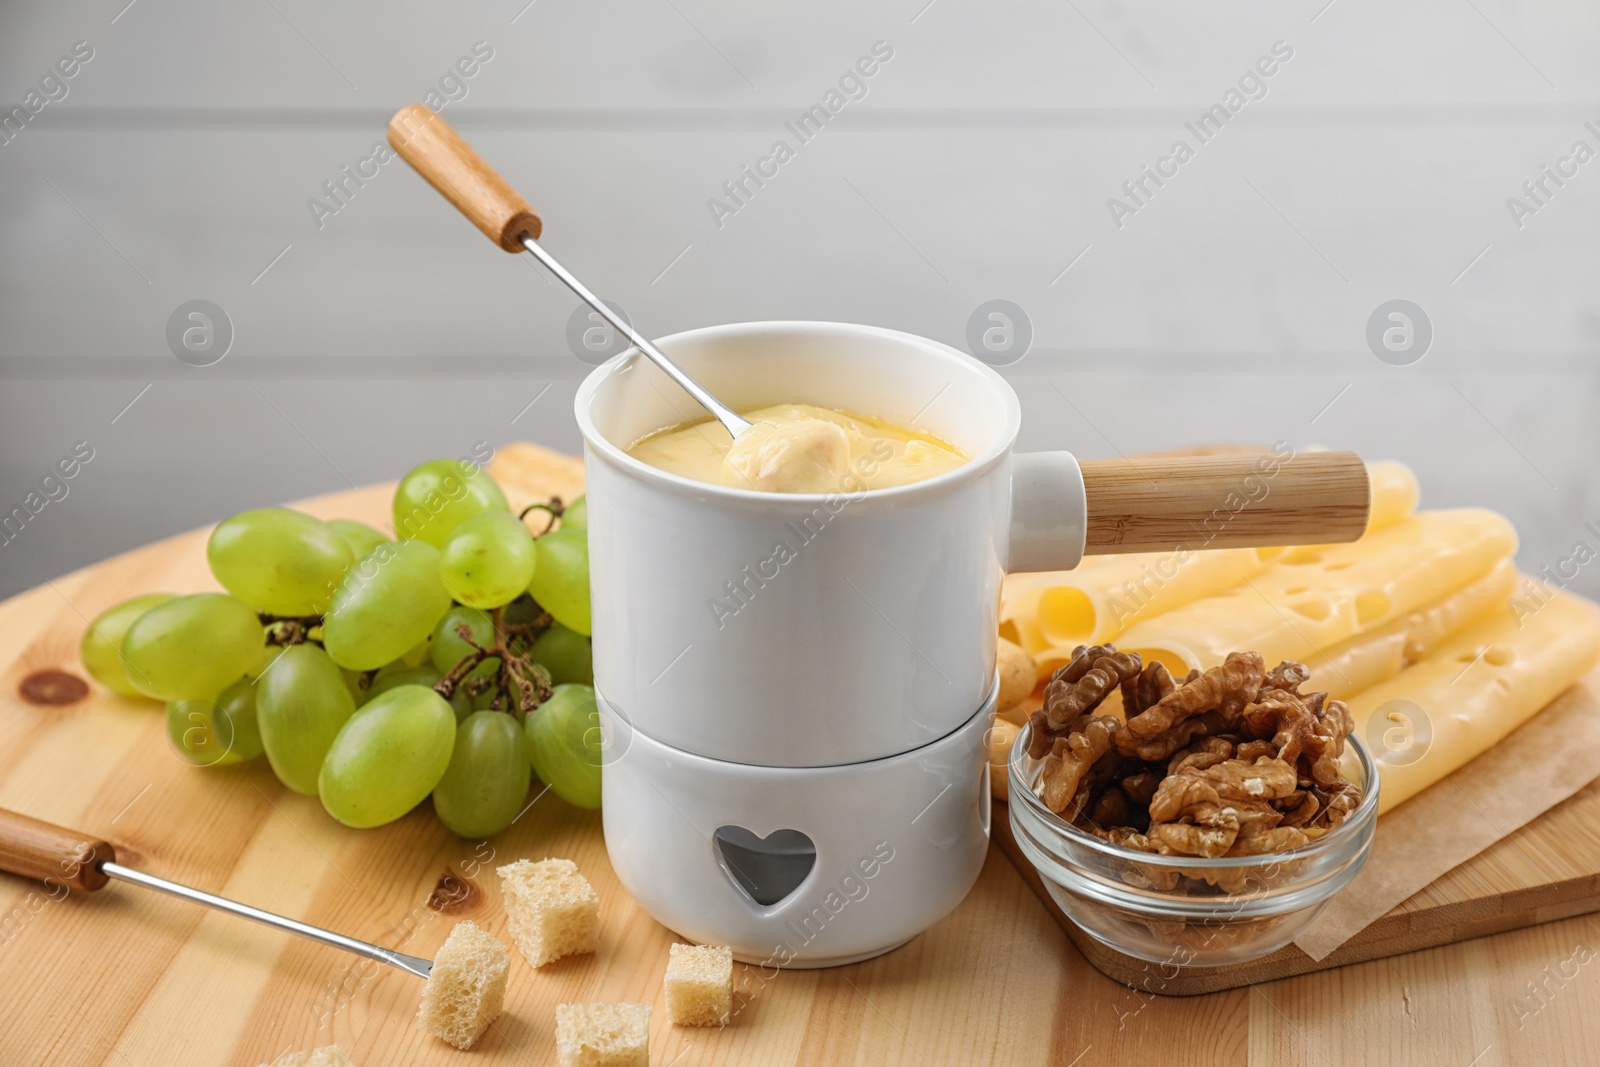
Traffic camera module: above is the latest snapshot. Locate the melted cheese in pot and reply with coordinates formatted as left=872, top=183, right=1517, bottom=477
left=626, top=403, right=968, bottom=493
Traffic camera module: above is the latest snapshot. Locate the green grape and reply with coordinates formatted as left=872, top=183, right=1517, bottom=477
left=368, top=662, right=438, bottom=698
left=438, top=510, right=536, bottom=609
left=341, top=667, right=368, bottom=705
left=165, top=679, right=262, bottom=767
left=525, top=684, right=601, bottom=809
left=430, top=606, right=498, bottom=676
left=366, top=662, right=470, bottom=721
left=319, top=685, right=456, bottom=828
left=167, top=699, right=241, bottom=767
left=392, top=459, right=508, bottom=548
left=245, top=643, right=284, bottom=679
left=501, top=595, right=543, bottom=626
left=431, top=605, right=494, bottom=668
left=206, top=508, right=353, bottom=616
left=81, top=593, right=174, bottom=697
left=328, top=519, right=390, bottom=561
left=561, top=495, right=586, bottom=530
left=526, top=527, right=591, bottom=635
left=433, top=711, right=531, bottom=837
left=120, top=594, right=265, bottom=702
left=257, top=644, right=356, bottom=794
left=322, top=541, right=452, bottom=671
left=214, top=677, right=265, bottom=760
left=530, top=622, right=593, bottom=686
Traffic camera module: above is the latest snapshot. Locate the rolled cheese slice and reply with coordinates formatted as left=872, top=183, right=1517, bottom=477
left=1115, top=509, right=1517, bottom=679
left=1275, top=460, right=1419, bottom=564
left=1006, top=550, right=1261, bottom=678
left=1305, top=558, right=1517, bottom=699
left=1365, top=459, right=1423, bottom=534
left=1000, top=460, right=1422, bottom=659
left=1349, top=591, right=1600, bottom=813
left=998, top=560, right=1108, bottom=654
left=1017, top=547, right=1271, bottom=652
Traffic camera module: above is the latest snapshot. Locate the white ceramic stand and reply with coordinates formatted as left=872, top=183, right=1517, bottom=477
left=600, top=689, right=996, bottom=967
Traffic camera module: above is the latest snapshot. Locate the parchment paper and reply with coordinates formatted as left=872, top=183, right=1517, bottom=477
left=1294, top=671, right=1600, bottom=961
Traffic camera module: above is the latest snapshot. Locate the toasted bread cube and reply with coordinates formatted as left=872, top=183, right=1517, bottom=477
left=416, top=921, right=510, bottom=1050
left=260, top=1046, right=355, bottom=1067
left=664, top=943, right=733, bottom=1026
left=554, top=1002, right=650, bottom=1067
left=497, top=858, right=600, bottom=967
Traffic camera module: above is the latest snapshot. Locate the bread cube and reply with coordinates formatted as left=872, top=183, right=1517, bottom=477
left=497, top=858, right=599, bottom=967
left=664, top=942, right=733, bottom=1026
left=416, top=921, right=510, bottom=1050
left=259, top=1046, right=354, bottom=1067
left=554, top=1002, right=650, bottom=1067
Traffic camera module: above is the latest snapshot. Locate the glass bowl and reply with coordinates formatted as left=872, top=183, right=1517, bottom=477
left=1007, top=723, right=1379, bottom=968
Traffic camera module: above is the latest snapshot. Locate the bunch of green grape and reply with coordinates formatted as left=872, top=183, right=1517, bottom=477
left=79, top=457, right=605, bottom=839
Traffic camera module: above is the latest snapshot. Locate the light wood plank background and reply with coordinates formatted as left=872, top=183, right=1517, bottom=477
left=1, top=0, right=1597, bottom=609
left=1, top=455, right=1599, bottom=1066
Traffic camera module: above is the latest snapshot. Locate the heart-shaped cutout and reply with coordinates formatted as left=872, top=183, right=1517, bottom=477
left=713, top=826, right=816, bottom=907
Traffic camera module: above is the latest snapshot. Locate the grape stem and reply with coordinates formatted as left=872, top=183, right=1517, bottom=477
left=259, top=613, right=323, bottom=648
left=434, top=602, right=555, bottom=716
left=518, top=496, right=565, bottom=537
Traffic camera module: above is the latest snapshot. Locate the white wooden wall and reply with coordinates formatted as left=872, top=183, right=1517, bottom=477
left=1, top=0, right=1596, bottom=598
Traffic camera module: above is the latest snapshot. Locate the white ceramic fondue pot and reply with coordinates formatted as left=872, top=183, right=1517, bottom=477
left=577, top=321, right=1368, bottom=964
left=577, top=321, right=1067, bottom=767
left=382, top=109, right=1372, bottom=968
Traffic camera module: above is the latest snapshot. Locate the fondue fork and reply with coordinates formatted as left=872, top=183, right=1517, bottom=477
left=385, top=104, right=751, bottom=439
left=0, top=808, right=433, bottom=979
left=381, top=109, right=1373, bottom=551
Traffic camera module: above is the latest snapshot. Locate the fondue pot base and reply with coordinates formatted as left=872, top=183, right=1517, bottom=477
left=599, top=689, right=995, bottom=967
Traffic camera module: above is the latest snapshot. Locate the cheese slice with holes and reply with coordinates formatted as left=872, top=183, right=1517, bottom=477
left=1113, top=509, right=1517, bottom=679
left=1275, top=460, right=1421, bottom=564
left=999, top=461, right=1421, bottom=663
left=1305, top=557, right=1517, bottom=699
left=1349, top=591, right=1600, bottom=813
left=998, top=557, right=1109, bottom=654
left=1009, top=547, right=1272, bottom=656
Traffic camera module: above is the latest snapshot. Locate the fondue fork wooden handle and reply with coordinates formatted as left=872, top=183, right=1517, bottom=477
left=0, top=808, right=115, bottom=891
left=387, top=103, right=542, bottom=252
left=0, top=807, right=436, bottom=977
left=386, top=104, right=753, bottom=438
left=1079, top=450, right=1369, bottom=554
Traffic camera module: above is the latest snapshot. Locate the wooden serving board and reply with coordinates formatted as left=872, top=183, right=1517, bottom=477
left=5, top=443, right=1600, bottom=1066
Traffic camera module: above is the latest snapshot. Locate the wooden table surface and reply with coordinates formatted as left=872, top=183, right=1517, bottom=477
left=2, top=448, right=1598, bottom=1067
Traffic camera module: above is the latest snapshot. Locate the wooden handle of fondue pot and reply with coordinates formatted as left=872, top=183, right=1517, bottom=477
left=1079, top=450, right=1369, bottom=554
left=387, top=104, right=542, bottom=252
left=0, top=808, right=115, bottom=891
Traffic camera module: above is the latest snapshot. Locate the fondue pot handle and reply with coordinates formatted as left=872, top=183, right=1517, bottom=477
left=387, top=103, right=543, bottom=252
left=1009, top=449, right=1370, bottom=571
